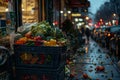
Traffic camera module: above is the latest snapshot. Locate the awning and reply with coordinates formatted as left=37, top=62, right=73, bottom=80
left=69, top=0, right=90, bottom=7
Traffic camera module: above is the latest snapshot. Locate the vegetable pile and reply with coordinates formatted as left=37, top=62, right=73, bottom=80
left=15, top=21, right=67, bottom=46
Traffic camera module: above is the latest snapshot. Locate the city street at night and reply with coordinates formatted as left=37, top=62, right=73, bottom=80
left=0, top=0, right=120, bottom=80
left=66, top=39, right=120, bottom=80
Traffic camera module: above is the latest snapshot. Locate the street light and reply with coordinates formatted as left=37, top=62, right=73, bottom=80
left=60, top=11, right=63, bottom=14
left=75, top=18, right=79, bottom=22
left=113, top=13, right=116, bottom=17
left=60, top=9, right=72, bottom=20
left=112, top=13, right=118, bottom=25
left=67, top=10, right=71, bottom=14
left=79, top=18, right=83, bottom=21
left=85, top=16, right=89, bottom=20
left=5, top=8, right=9, bottom=12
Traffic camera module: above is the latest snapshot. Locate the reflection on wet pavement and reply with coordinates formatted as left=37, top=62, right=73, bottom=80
left=66, top=40, right=120, bottom=80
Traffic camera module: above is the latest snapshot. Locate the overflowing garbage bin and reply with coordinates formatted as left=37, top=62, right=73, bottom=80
left=0, top=46, right=12, bottom=80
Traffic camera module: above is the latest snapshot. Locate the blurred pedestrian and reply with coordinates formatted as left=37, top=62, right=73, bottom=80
left=81, top=27, right=85, bottom=36
left=78, top=28, right=83, bottom=45
left=61, top=19, right=74, bottom=35
left=85, top=28, right=91, bottom=42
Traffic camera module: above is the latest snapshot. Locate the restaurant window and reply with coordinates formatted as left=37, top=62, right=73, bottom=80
left=0, top=1, right=8, bottom=20
left=0, top=1, right=9, bottom=37
left=22, top=0, right=39, bottom=24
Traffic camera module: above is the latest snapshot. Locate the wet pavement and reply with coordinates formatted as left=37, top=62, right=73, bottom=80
left=66, top=39, right=120, bottom=80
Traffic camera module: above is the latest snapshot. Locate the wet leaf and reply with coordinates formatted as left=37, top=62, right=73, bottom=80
left=90, top=66, right=93, bottom=68
left=101, top=74, right=104, bottom=77
left=88, top=69, right=93, bottom=72
left=101, top=61, right=104, bottom=64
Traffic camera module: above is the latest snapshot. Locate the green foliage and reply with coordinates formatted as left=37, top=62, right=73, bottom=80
left=20, top=21, right=66, bottom=40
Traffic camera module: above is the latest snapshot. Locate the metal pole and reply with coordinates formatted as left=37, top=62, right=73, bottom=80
left=59, top=0, right=61, bottom=27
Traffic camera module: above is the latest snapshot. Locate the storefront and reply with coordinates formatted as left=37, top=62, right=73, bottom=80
left=13, top=0, right=57, bottom=29
left=13, top=0, right=40, bottom=29
left=0, top=0, right=8, bottom=20
left=0, top=0, right=14, bottom=49
left=0, top=0, right=14, bottom=36
left=21, top=0, right=39, bottom=24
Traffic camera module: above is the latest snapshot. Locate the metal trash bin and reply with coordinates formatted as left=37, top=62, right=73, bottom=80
left=0, top=46, right=12, bottom=80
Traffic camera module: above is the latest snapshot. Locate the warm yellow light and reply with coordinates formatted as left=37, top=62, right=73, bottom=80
left=67, top=11, right=71, bottom=14
left=71, top=13, right=81, bottom=17
left=108, top=33, right=111, bottom=37
left=113, top=13, right=116, bottom=17
left=64, top=13, right=67, bottom=16
left=85, top=16, right=89, bottom=20
left=100, top=19, right=103, bottom=22
left=5, top=8, right=8, bottom=12
left=22, top=9, right=25, bottom=11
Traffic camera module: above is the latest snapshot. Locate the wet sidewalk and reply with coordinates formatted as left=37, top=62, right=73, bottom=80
left=66, top=39, right=120, bottom=80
